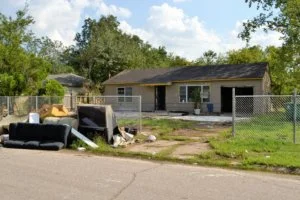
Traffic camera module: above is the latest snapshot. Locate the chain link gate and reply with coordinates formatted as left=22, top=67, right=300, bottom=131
left=232, top=88, right=299, bottom=144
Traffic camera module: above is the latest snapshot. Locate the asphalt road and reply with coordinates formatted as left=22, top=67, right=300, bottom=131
left=1, top=148, right=300, bottom=200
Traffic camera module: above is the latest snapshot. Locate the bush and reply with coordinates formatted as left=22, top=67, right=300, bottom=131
left=44, top=80, right=65, bottom=96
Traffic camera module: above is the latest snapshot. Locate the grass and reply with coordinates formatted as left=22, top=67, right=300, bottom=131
left=118, top=118, right=199, bottom=140
left=210, top=113, right=300, bottom=169
left=71, top=115, right=300, bottom=174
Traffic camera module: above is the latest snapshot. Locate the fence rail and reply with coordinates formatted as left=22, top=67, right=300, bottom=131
left=0, top=95, right=142, bottom=132
left=232, top=90, right=300, bottom=144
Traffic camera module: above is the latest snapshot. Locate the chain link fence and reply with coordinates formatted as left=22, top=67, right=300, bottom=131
left=0, top=95, right=142, bottom=132
left=233, top=94, right=300, bottom=144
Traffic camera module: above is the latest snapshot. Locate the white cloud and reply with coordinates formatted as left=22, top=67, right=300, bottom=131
left=172, top=0, right=190, bottom=3
left=2, top=0, right=131, bottom=46
left=96, top=1, right=131, bottom=18
left=119, top=3, right=283, bottom=60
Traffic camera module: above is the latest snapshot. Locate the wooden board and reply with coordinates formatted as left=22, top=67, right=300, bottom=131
left=71, top=128, right=99, bottom=149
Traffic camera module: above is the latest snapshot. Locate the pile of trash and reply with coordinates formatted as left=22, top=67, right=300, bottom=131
left=112, top=127, right=136, bottom=148
left=0, top=104, right=142, bottom=150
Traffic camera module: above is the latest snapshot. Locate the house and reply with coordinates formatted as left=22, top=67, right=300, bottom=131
left=103, top=62, right=270, bottom=113
left=47, top=73, right=86, bottom=96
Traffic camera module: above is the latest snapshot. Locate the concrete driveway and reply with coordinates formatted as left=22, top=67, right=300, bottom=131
left=0, top=148, right=300, bottom=200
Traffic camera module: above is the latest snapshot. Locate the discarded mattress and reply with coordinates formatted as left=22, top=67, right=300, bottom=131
left=77, top=104, right=119, bottom=144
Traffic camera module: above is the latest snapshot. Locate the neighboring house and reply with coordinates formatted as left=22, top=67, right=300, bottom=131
left=47, top=73, right=86, bottom=96
left=103, top=62, right=271, bottom=113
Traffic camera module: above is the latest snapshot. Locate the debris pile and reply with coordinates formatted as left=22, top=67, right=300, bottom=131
left=39, top=104, right=69, bottom=119
left=112, top=127, right=135, bottom=148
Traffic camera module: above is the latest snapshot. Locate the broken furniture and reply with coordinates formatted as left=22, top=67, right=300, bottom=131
left=77, top=105, right=119, bottom=144
left=3, top=123, right=71, bottom=150
left=39, top=104, right=69, bottom=119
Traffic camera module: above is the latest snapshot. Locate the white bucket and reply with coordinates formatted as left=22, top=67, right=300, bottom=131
left=29, top=113, right=40, bottom=124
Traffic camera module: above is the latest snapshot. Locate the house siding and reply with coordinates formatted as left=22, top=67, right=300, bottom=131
left=104, top=79, right=265, bottom=113
left=166, top=80, right=263, bottom=113
left=104, top=84, right=154, bottom=111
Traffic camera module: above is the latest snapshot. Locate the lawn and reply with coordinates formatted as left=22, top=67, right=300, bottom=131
left=210, top=113, right=300, bottom=170
left=72, top=116, right=300, bottom=174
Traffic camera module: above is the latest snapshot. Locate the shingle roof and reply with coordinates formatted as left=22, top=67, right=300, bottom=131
left=103, top=62, right=268, bottom=85
left=47, top=73, right=86, bottom=87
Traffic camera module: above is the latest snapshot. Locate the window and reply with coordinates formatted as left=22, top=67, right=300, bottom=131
left=117, top=87, right=132, bottom=102
left=179, top=85, right=210, bottom=103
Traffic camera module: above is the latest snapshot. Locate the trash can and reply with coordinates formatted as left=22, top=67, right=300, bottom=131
left=284, top=103, right=300, bottom=121
left=207, top=103, right=214, bottom=113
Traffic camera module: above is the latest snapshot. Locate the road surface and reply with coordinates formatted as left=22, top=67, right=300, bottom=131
left=0, top=148, right=300, bottom=200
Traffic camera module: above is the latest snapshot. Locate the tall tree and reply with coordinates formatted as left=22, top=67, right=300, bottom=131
left=226, top=46, right=265, bottom=64
left=194, top=50, right=226, bottom=65
left=28, top=36, right=74, bottom=74
left=66, top=15, right=187, bottom=85
left=240, top=0, right=300, bottom=83
left=0, top=9, right=50, bottom=95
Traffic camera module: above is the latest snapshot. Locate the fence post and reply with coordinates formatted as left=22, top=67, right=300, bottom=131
left=293, top=89, right=297, bottom=144
left=139, top=96, right=142, bottom=133
left=232, top=88, right=236, bottom=137
left=70, top=93, right=73, bottom=111
left=35, top=96, right=38, bottom=111
left=7, top=96, right=9, bottom=115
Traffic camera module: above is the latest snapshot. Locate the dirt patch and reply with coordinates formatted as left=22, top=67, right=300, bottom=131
left=170, top=124, right=230, bottom=138
left=171, top=142, right=211, bottom=159
left=127, top=140, right=181, bottom=154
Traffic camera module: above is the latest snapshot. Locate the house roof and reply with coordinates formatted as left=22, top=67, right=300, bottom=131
left=47, top=73, right=86, bottom=87
left=103, top=62, right=268, bottom=85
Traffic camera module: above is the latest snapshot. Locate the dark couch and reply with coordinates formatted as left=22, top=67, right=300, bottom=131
left=4, top=123, right=71, bottom=150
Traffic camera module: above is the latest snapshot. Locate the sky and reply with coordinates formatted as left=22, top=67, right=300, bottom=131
left=0, top=0, right=283, bottom=60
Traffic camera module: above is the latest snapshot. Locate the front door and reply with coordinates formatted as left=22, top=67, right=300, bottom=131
left=155, top=86, right=166, bottom=110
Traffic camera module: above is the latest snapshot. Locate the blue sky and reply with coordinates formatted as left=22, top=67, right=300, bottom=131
left=1, top=0, right=282, bottom=60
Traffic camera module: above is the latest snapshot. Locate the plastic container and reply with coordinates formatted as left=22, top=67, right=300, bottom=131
left=207, top=103, right=214, bottom=113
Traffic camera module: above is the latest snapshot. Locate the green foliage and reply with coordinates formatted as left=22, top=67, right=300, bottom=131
left=240, top=0, right=300, bottom=47
left=240, top=0, right=300, bottom=93
left=191, top=88, right=202, bottom=109
left=0, top=8, right=51, bottom=95
left=65, top=15, right=189, bottom=84
left=0, top=73, right=16, bottom=96
left=28, top=36, right=75, bottom=74
left=44, top=80, right=65, bottom=96
left=194, top=50, right=226, bottom=65
left=226, top=46, right=265, bottom=64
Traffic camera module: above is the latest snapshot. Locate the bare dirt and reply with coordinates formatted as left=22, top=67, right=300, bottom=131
left=127, top=140, right=181, bottom=154
left=127, top=123, right=229, bottom=158
left=171, top=142, right=211, bottom=159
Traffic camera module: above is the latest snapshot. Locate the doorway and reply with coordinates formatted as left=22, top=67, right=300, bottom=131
left=155, top=86, right=166, bottom=110
left=221, top=87, right=253, bottom=113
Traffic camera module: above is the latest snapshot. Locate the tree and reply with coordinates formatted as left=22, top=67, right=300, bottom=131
left=66, top=15, right=186, bottom=85
left=240, top=0, right=300, bottom=75
left=194, top=50, right=226, bottom=65
left=226, top=46, right=265, bottom=64
left=44, top=80, right=65, bottom=96
left=0, top=9, right=51, bottom=95
left=29, top=36, right=74, bottom=74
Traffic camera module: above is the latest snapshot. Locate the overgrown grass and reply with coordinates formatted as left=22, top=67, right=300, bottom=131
left=118, top=118, right=198, bottom=140
left=71, top=115, right=300, bottom=174
left=210, top=113, right=300, bottom=169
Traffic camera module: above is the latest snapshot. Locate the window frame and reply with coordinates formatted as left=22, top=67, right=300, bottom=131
left=117, top=87, right=133, bottom=103
left=179, top=84, right=210, bottom=103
